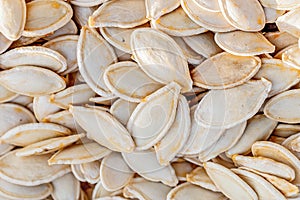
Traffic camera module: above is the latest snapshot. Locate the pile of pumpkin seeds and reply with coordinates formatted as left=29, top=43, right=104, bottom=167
left=2, top=0, right=300, bottom=199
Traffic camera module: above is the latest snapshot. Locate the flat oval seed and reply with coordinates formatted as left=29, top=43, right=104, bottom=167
left=155, top=95, right=191, bottom=165
left=194, top=0, right=220, bottom=12
left=183, top=32, right=222, bottom=58
left=264, top=89, right=300, bottom=123
left=89, top=0, right=148, bottom=28
left=123, top=178, right=172, bottom=200
left=0, top=46, right=67, bottom=73
left=254, top=58, right=300, bottom=97
left=151, top=7, right=207, bottom=37
left=0, top=0, right=26, bottom=41
left=100, top=25, right=148, bottom=54
left=80, top=161, right=101, bottom=184
left=0, top=123, right=72, bottom=147
left=33, top=95, right=61, bottom=122
left=0, top=85, right=18, bottom=103
left=241, top=167, right=300, bottom=198
left=43, top=35, right=79, bottom=75
left=0, top=103, right=36, bottom=137
left=110, top=99, right=138, bottom=125
left=100, top=152, right=134, bottom=191
left=16, top=133, right=85, bottom=157
left=0, top=178, right=52, bottom=200
left=186, top=167, right=220, bottom=192
left=131, top=28, right=193, bottom=92
left=166, top=182, right=226, bottom=200
left=226, top=114, right=277, bottom=156
left=73, top=5, right=97, bottom=28
left=77, top=26, right=117, bottom=97
left=23, top=0, right=73, bottom=37
left=195, top=79, right=271, bottom=129
left=252, top=141, right=300, bottom=185
left=122, top=150, right=178, bottom=187
left=265, top=32, right=298, bottom=52
left=232, top=168, right=286, bottom=200
left=233, top=155, right=296, bottom=181
left=51, top=173, right=80, bottom=200
left=71, top=164, right=86, bottom=182
left=70, top=106, right=135, bottom=153
left=282, top=45, right=300, bottom=70
left=204, top=162, right=258, bottom=200
left=104, top=61, right=163, bottom=103
left=0, top=33, right=13, bottom=54
left=48, top=142, right=112, bottom=165
left=0, top=150, right=70, bottom=186
left=43, top=20, right=78, bottom=41
left=276, top=8, right=300, bottom=38
left=50, top=84, right=95, bottom=109
left=145, top=0, right=180, bottom=20
left=198, top=121, right=246, bottom=162
left=218, top=0, right=265, bottom=31
left=127, top=82, right=180, bottom=150
left=0, top=66, right=66, bottom=97
left=274, top=124, right=300, bottom=137
left=181, top=0, right=235, bottom=32
left=192, top=52, right=261, bottom=89
left=215, top=31, right=275, bottom=56
left=259, top=0, right=300, bottom=10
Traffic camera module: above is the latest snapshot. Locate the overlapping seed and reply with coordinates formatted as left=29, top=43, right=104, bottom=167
left=1, top=0, right=300, bottom=199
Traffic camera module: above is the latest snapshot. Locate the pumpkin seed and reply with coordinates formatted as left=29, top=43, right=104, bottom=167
left=145, top=0, right=180, bottom=20
left=51, top=173, right=80, bottom=200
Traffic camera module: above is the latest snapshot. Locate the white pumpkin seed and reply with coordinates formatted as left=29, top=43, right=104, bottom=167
left=127, top=82, right=180, bottom=150
left=264, top=89, right=300, bottom=123
left=77, top=26, right=117, bottom=97
left=43, top=20, right=78, bottom=41
left=204, top=162, right=258, bottom=200
left=259, top=0, right=300, bottom=10
left=145, top=0, right=180, bottom=20
left=274, top=124, right=300, bottom=137
left=131, top=28, right=193, bottom=92
left=226, top=114, right=277, bottom=156
left=33, top=95, right=61, bottom=122
left=218, top=0, right=265, bottom=31
left=215, top=31, right=275, bottom=56
left=183, top=32, right=222, bottom=58
left=70, top=106, right=135, bottom=152
left=123, top=177, right=171, bottom=200
left=89, top=0, right=148, bottom=28
left=0, top=123, right=72, bottom=147
left=255, top=58, right=300, bottom=97
left=232, top=155, right=295, bottom=181
left=192, top=52, right=261, bottom=89
left=195, top=79, right=271, bottom=129
left=0, top=33, right=12, bottom=54
left=0, top=85, right=18, bottom=103
left=0, top=150, right=70, bottom=186
left=151, top=7, right=207, bottom=37
left=104, top=61, right=163, bottom=103
left=282, top=45, right=300, bottom=70
left=167, top=182, right=227, bottom=200
left=241, top=167, right=300, bottom=198
left=100, top=152, right=134, bottom=191
left=50, top=84, right=95, bottom=109
left=0, top=46, right=67, bottom=73
left=16, top=133, right=85, bottom=157
left=193, top=0, right=220, bottom=12
left=122, top=150, right=178, bottom=186
left=43, top=35, right=79, bottom=75
left=232, top=168, right=286, bottom=200
left=23, top=0, right=73, bottom=37
left=186, top=167, right=220, bottom=192
left=0, top=178, right=52, bottom=200
left=198, top=121, right=246, bottom=162
left=48, top=142, right=112, bottom=165
left=0, top=0, right=26, bottom=41
left=73, top=5, right=97, bottom=28
left=276, top=8, right=300, bottom=37
left=181, top=0, right=235, bottom=32
left=252, top=141, right=300, bottom=185
left=51, top=173, right=80, bottom=200
left=110, top=99, right=138, bottom=125
left=80, top=160, right=101, bottom=184
left=155, top=95, right=190, bottom=165
left=71, top=164, right=86, bottom=182
left=0, top=66, right=66, bottom=97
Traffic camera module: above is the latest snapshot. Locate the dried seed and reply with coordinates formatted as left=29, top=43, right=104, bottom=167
left=0, top=33, right=13, bottom=54
left=110, top=99, right=138, bottom=125
left=145, top=0, right=180, bottom=20
left=80, top=161, right=101, bottom=184
left=276, top=8, right=300, bottom=37
left=33, top=95, right=61, bottom=122
left=51, top=173, right=80, bottom=200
